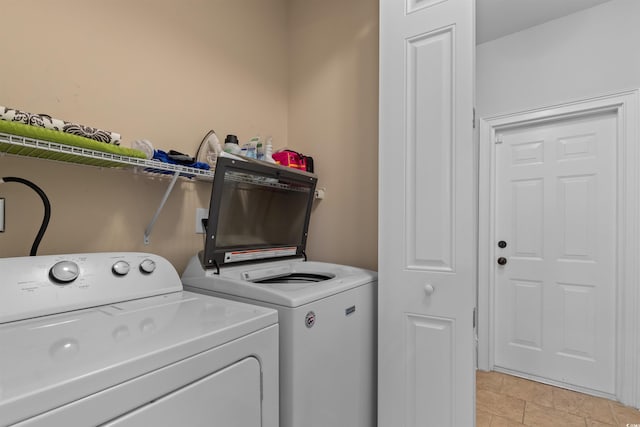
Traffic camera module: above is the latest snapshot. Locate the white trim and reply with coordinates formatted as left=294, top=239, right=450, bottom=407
left=477, top=89, right=640, bottom=408
left=493, top=366, right=616, bottom=401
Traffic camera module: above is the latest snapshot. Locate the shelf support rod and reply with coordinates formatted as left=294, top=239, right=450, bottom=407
left=144, top=171, right=180, bottom=245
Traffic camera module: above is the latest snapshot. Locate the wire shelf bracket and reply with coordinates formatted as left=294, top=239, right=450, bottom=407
left=144, top=170, right=180, bottom=245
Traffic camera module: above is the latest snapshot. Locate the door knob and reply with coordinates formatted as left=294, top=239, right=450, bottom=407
left=497, top=257, right=508, bottom=266
left=424, top=284, right=435, bottom=296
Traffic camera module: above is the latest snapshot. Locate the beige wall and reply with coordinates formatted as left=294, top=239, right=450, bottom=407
left=288, top=0, right=379, bottom=271
left=0, top=0, right=289, bottom=273
left=0, top=0, right=379, bottom=272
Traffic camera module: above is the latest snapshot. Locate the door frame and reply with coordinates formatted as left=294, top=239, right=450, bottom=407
left=477, top=89, right=640, bottom=407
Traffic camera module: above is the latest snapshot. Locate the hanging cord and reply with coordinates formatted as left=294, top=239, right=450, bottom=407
left=1, top=177, right=51, bottom=256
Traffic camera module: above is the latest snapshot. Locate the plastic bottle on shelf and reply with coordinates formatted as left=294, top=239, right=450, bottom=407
left=256, top=138, right=264, bottom=160
left=264, top=137, right=276, bottom=163
left=242, top=136, right=260, bottom=159
left=223, top=134, right=242, bottom=155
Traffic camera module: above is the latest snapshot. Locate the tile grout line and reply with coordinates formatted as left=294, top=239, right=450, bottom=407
left=607, top=400, right=618, bottom=426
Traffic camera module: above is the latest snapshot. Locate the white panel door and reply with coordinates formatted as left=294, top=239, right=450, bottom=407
left=378, top=0, right=475, bottom=425
left=494, top=111, right=617, bottom=394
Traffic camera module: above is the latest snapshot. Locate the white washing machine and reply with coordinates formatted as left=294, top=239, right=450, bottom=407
left=182, top=156, right=377, bottom=427
left=0, top=252, right=278, bottom=427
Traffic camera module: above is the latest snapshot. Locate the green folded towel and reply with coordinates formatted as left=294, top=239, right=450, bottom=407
left=0, top=120, right=146, bottom=168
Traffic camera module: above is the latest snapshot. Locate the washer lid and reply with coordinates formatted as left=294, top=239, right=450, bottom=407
left=0, top=291, right=277, bottom=426
left=183, top=259, right=378, bottom=307
left=202, top=155, right=318, bottom=270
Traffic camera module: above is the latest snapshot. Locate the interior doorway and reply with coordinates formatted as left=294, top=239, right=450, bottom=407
left=477, top=90, right=640, bottom=407
left=493, top=109, right=616, bottom=395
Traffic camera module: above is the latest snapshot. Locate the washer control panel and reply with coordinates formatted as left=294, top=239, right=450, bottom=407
left=0, top=252, right=182, bottom=323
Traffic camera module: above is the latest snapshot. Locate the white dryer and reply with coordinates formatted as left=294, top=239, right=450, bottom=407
left=182, top=156, right=377, bottom=427
left=0, top=252, right=278, bottom=427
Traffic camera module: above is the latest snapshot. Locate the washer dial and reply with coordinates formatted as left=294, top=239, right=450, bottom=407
left=50, top=261, right=80, bottom=284
left=112, top=260, right=131, bottom=276
left=139, top=259, right=156, bottom=274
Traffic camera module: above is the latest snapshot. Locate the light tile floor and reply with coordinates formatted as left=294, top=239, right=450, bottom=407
left=477, top=371, right=640, bottom=426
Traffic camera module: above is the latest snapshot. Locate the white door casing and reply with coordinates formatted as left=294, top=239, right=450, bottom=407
left=494, top=111, right=617, bottom=395
left=478, top=90, right=640, bottom=407
left=378, top=0, right=475, bottom=425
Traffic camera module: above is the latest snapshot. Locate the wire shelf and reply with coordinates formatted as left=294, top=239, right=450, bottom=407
left=0, top=132, right=215, bottom=181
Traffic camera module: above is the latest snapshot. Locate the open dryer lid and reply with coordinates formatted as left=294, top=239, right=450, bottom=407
left=201, top=155, right=318, bottom=270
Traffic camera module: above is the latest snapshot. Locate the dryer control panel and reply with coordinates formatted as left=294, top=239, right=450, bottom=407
left=0, top=252, right=182, bottom=323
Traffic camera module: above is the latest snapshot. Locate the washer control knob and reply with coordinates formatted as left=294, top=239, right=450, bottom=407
left=112, top=260, right=131, bottom=276
left=139, top=259, right=156, bottom=274
left=50, top=261, right=80, bottom=284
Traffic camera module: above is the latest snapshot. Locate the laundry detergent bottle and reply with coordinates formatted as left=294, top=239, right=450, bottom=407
left=223, top=134, right=242, bottom=155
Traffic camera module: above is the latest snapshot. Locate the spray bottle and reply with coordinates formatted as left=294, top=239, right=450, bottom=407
left=264, top=136, right=276, bottom=163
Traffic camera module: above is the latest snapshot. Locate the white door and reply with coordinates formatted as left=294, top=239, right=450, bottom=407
left=378, top=0, right=475, bottom=425
left=494, top=111, right=617, bottom=395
